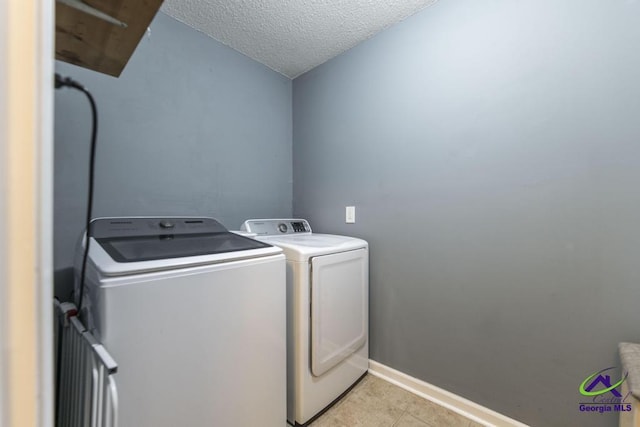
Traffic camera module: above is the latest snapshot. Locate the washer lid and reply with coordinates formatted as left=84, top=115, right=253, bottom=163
left=258, top=234, right=367, bottom=262
left=96, top=230, right=275, bottom=263
left=86, top=217, right=282, bottom=276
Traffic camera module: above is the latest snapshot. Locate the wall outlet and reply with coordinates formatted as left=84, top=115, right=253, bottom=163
left=346, top=206, right=355, bottom=224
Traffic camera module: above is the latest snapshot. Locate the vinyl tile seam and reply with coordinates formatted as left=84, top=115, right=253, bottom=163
left=391, top=409, right=407, bottom=427
left=389, top=408, right=407, bottom=427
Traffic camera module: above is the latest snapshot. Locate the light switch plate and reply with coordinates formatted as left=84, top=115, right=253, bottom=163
left=346, top=206, right=355, bottom=224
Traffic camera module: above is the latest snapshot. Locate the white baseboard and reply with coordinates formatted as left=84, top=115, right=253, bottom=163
left=368, top=360, right=529, bottom=427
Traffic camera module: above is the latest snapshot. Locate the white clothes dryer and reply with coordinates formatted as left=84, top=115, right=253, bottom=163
left=241, top=219, right=369, bottom=426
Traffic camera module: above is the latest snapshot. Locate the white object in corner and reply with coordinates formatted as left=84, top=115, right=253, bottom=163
left=368, top=360, right=530, bottom=427
left=619, top=379, right=640, bottom=427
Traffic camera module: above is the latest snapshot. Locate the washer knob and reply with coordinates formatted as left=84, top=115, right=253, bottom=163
left=278, top=223, right=288, bottom=233
left=159, top=220, right=175, bottom=229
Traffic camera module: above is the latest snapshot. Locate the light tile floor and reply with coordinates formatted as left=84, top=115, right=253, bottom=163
left=307, top=375, right=483, bottom=427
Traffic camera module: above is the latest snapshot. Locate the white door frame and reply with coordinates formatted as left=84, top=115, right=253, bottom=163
left=0, top=0, right=54, bottom=426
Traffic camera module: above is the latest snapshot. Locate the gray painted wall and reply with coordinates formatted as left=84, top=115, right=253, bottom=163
left=293, top=1, right=640, bottom=425
left=54, top=13, right=292, bottom=298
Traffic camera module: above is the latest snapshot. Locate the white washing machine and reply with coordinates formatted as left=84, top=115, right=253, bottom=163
left=241, top=219, right=369, bottom=426
left=75, top=217, right=287, bottom=427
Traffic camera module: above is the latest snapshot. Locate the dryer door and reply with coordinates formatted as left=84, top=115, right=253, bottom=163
left=310, top=248, right=368, bottom=377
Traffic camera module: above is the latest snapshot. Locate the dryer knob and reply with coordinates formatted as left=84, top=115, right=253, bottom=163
left=159, top=220, right=175, bottom=229
left=278, top=223, right=288, bottom=233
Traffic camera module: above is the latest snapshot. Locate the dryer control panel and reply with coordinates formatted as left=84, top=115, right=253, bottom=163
left=241, top=219, right=312, bottom=236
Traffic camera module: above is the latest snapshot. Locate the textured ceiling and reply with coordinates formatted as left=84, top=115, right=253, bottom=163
left=161, top=0, right=438, bottom=78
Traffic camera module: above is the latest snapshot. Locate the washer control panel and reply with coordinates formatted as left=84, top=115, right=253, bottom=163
left=91, top=217, right=227, bottom=238
left=241, top=219, right=312, bottom=236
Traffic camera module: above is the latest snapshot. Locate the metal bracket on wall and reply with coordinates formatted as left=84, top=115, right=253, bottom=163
left=56, top=0, right=128, bottom=28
